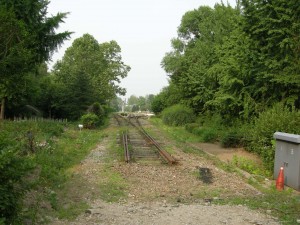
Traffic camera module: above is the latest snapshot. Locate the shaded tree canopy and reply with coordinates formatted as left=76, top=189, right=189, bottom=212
left=160, top=1, right=300, bottom=120
left=0, top=0, right=72, bottom=119
left=52, top=34, right=130, bottom=120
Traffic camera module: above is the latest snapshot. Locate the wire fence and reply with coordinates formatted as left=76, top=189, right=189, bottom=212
left=12, top=117, right=68, bottom=123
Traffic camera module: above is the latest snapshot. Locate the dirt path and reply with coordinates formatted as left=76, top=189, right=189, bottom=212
left=50, top=119, right=280, bottom=225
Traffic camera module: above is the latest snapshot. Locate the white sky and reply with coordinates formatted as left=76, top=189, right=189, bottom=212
left=47, top=0, right=236, bottom=99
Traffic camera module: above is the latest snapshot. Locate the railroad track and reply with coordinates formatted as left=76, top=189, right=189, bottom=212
left=114, top=114, right=177, bottom=165
left=113, top=114, right=130, bottom=162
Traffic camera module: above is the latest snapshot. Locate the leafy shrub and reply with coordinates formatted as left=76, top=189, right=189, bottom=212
left=185, top=123, right=199, bottom=133
left=81, top=113, right=99, bottom=129
left=201, top=128, right=218, bottom=142
left=221, top=131, right=243, bottom=148
left=0, top=147, right=34, bottom=224
left=248, top=103, right=300, bottom=171
left=88, top=102, right=104, bottom=118
left=0, top=120, right=65, bottom=223
left=161, top=104, right=196, bottom=126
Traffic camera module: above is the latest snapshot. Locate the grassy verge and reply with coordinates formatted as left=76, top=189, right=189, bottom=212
left=149, top=117, right=300, bottom=225
left=20, top=123, right=105, bottom=223
left=150, top=117, right=203, bottom=143
left=98, top=166, right=127, bottom=202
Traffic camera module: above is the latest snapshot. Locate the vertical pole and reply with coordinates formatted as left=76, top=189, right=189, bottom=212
left=0, top=97, right=5, bottom=120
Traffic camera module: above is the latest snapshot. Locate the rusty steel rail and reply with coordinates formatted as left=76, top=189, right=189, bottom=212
left=129, top=116, right=177, bottom=165
left=122, top=131, right=130, bottom=163
left=114, top=114, right=130, bottom=162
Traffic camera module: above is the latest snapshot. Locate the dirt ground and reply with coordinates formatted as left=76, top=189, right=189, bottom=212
left=50, top=119, right=280, bottom=225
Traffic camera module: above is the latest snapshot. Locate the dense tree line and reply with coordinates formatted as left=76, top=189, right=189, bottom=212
left=0, top=1, right=129, bottom=121
left=126, top=94, right=154, bottom=112
left=155, top=1, right=300, bottom=120
left=0, top=0, right=71, bottom=120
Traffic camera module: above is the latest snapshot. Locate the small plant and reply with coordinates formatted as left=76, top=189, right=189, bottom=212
left=231, top=155, right=271, bottom=177
left=81, top=113, right=99, bottom=129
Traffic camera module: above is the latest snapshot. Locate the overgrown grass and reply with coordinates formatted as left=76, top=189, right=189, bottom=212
left=150, top=117, right=203, bottom=143
left=0, top=120, right=67, bottom=224
left=35, top=127, right=103, bottom=188
left=24, top=123, right=104, bottom=222
left=0, top=119, right=109, bottom=224
left=98, top=167, right=127, bottom=202
left=230, top=155, right=272, bottom=177
left=97, top=126, right=128, bottom=202
left=150, top=117, right=237, bottom=174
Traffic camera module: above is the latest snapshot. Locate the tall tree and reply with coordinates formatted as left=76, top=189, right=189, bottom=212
left=162, top=3, right=240, bottom=113
left=53, top=34, right=130, bottom=120
left=0, top=0, right=71, bottom=119
left=241, top=0, right=300, bottom=108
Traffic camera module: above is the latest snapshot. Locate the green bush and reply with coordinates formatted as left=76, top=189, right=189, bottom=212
left=185, top=123, right=199, bottom=133
left=161, top=104, right=196, bottom=126
left=201, top=128, right=218, bottom=142
left=89, top=102, right=104, bottom=118
left=248, top=103, right=300, bottom=171
left=0, top=120, right=65, bottom=223
left=81, top=113, right=99, bottom=129
left=221, top=131, right=243, bottom=148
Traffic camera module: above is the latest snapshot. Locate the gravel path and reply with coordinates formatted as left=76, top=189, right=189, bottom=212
left=52, top=201, right=279, bottom=225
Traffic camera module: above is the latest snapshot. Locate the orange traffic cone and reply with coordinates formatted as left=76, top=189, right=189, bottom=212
left=276, top=166, right=284, bottom=191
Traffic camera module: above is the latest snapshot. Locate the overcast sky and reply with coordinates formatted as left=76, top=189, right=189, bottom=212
left=47, top=0, right=236, bottom=99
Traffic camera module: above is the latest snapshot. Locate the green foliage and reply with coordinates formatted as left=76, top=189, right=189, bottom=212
left=0, top=120, right=65, bottom=223
left=52, top=34, right=130, bottom=120
left=201, top=128, right=219, bottom=143
left=0, top=0, right=71, bottom=119
left=186, top=114, right=230, bottom=143
left=185, top=123, right=199, bottom=133
left=162, top=4, right=241, bottom=115
left=231, top=155, right=270, bottom=177
left=151, top=94, right=165, bottom=115
left=81, top=113, right=99, bottom=129
left=161, top=104, right=195, bottom=126
left=88, top=102, right=105, bottom=123
left=25, top=123, right=102, bottom=222
left=242, top=0, right=300, bottom=110
left=160, top=1, right=300, bottom=121
left=151, top=83, right=183, bottom=115
left=221, top=131, right=243, bottom=148
left=248, top=104, right=300, bottom=171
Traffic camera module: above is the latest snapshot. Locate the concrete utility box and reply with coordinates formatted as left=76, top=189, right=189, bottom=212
left=274, top=132, right=300, bottom=191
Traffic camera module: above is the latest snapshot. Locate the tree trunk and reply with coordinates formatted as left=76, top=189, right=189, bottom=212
left=0, top=97, right=5, bottom=120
